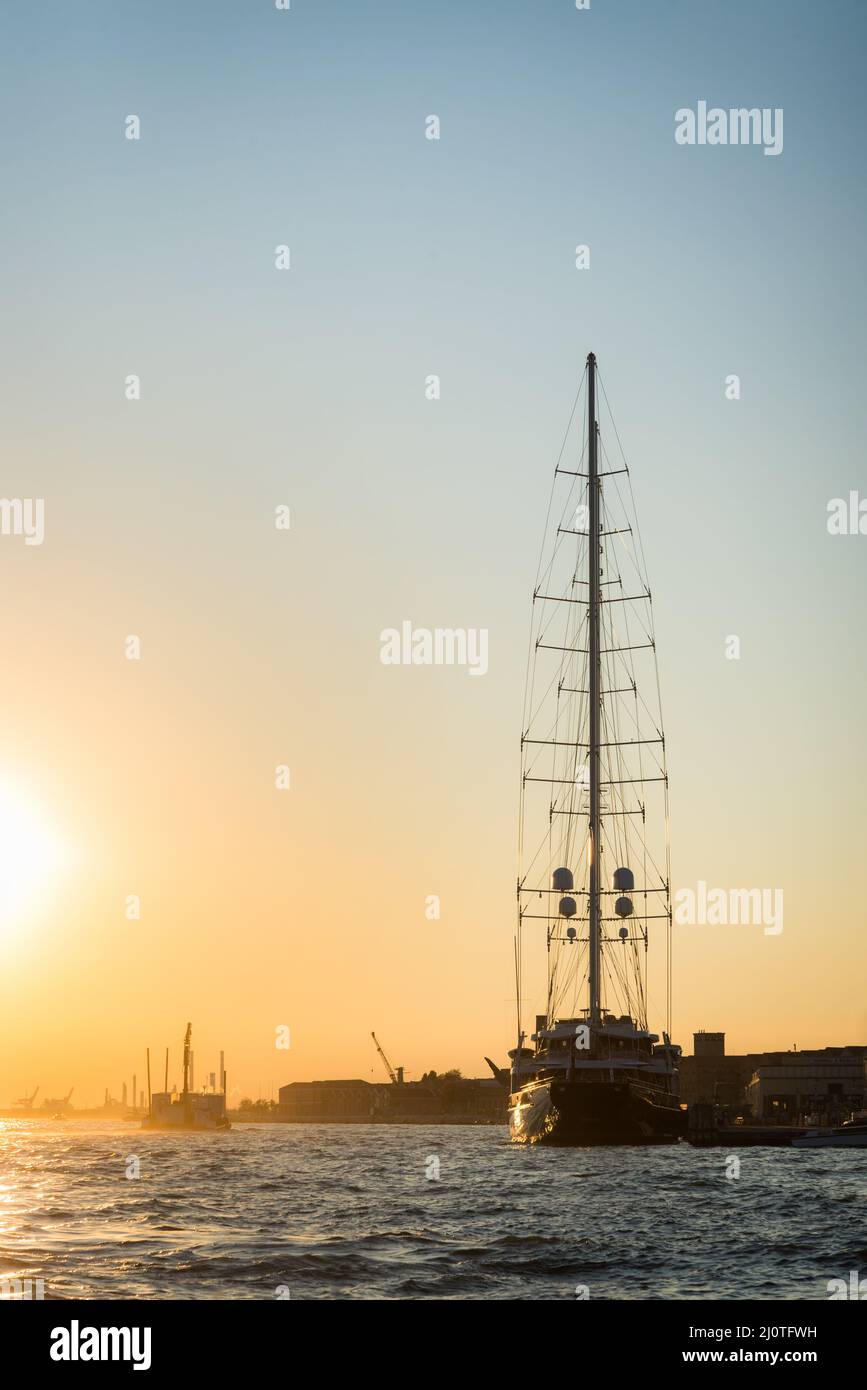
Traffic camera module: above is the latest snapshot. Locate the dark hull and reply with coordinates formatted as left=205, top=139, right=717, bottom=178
left=509, top=1078, right=687, bottom=1146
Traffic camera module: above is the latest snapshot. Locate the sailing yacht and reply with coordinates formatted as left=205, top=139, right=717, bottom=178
left=509, top=352, right=686, bottom=1145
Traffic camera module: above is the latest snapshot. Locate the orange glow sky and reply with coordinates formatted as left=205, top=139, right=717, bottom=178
left=1, top=1, right=865, bottom=1107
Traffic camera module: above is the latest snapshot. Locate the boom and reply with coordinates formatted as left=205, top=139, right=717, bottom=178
left=370, top=1032, right=398, bottom=1085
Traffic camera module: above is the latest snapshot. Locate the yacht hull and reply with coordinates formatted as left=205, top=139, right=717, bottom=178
left=509, top=1078, right=686, bottom=1146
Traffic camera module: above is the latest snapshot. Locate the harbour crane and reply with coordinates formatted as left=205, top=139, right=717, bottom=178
left=370, top=1032, right=404, bottom=1085
left=15, top=1086, right=39, bottom=1109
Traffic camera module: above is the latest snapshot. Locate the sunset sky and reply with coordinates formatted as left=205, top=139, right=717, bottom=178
left=1, top=0, right=865, bottom=1106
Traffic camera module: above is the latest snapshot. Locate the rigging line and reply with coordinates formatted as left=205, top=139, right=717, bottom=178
left=525, top=608, right=588, bottom=737
left=604, top=541, right=652, bottom=638
left=524, top=676, right=591, bottom=859
left=611, top=553, right=635, bottom=876
left=602, top=687, right=631, bottom=925
left=605, top=695, right=629, bottom=876
left=533, top=484, right=584, bottom=604
left=597, top=484, right=656, bottom=657
left=563, top=600, right=589, bottom=868
left=598, top=369, right=655, bottom=589
left=531, top=376, right=586, bottom=593
left=551, top=580, right=575, bottom=872
left=600, top=688, right=664, bottom=777
left=606, top=948, right=634, bottom=1020
left=534, top=540, right=591, bottom=664
left=597, top=484, right=661, bottom=1018
left=551, top=909, right=589, bottom=1015
left=525, top=675, right=592, bottom=781
left=520, top=377, right=587, bottom=820
left=599, top=456, right=652, bottom=603
left=541, top=455, right=589, bottom=1023
left=597, top=640, right=622, bottom=992
left=606, top=941, right=634, bottom=1017
left=602, top=638, right=665, bottom=749
left=533, top=572, right=586, bottom=649
left=522, top=608, right=577, bottom=882
left=607, top=537, right=645, bottom=887
left=566, top=958, right=590, bottom=1021
left=531, top=433, right=589, bottom=604
left=596, top=748, right=668, bottom=890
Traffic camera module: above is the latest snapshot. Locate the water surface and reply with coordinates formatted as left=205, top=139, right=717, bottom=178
left=1, top=1120, right=863, bottom=1299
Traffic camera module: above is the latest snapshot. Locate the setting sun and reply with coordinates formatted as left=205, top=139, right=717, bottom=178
left=0, top=781, right=67, bottom=925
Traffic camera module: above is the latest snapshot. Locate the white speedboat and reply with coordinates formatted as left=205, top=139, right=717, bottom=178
left=792, top=1121, right=867, bottom=1149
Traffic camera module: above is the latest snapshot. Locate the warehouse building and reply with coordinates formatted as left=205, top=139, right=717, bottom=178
left=679, top=1032, right=867, bottom=1122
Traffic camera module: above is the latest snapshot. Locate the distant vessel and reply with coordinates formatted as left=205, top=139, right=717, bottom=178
left=509, top=352, right=686, bottom=1145
left=42, top=1088, right=74, bottom=1115
left=792, top=1119, right=867, bottom=1149
left=142, top=1023, right=230, bottom=1131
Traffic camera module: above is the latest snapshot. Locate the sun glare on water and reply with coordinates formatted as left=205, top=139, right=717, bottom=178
left=0, top=781, right=69, bottom=927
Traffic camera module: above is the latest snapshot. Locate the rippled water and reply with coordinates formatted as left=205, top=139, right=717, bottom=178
left=0, top=1120, right=864, bottom=1300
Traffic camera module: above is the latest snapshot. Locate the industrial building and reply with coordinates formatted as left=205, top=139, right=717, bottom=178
left=679, top=1032, right=867, bottom=1122
left=746, top=1057, right=866, bottom=1123
left=277, top=1075, right=504, bottom=1122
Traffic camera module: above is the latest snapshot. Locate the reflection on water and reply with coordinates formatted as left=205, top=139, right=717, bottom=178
left=0, top=1119, right=864, bottom=1300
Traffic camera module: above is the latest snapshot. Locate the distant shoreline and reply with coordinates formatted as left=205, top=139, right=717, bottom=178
left=230, top=1114, right=506, bottom=1126
left=0, top=1111, right=506, bottom=1127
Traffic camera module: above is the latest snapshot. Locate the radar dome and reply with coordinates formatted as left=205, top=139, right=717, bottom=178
left=615, top=895, right=634, bottom=918
left=552, top=867, right=574, bottom=892
left=559, top=895, right=577, bottom=918
left=612, top=867, right=634, bottom=892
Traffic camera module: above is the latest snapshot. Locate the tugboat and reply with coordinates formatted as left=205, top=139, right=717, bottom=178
left=142, top=1024, right=230, bottom=1131
left=508, top=352, right=686, bottom=1145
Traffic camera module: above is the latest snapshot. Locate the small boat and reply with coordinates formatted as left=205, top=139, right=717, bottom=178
left=508, top=352, right=686, bottom=1146
left=792, top=1120, right=867, bottom=1149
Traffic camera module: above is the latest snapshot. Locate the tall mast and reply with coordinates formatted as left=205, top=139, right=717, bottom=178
left=182, top=1022, right=191, bottom=1095
left=587, top=352, right=601, bottom=1024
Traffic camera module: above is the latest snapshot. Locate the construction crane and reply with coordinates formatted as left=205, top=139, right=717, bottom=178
left=370, top=1032, right=404, bottom=1085
left=15, top=1086, right=39, bottom=1109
